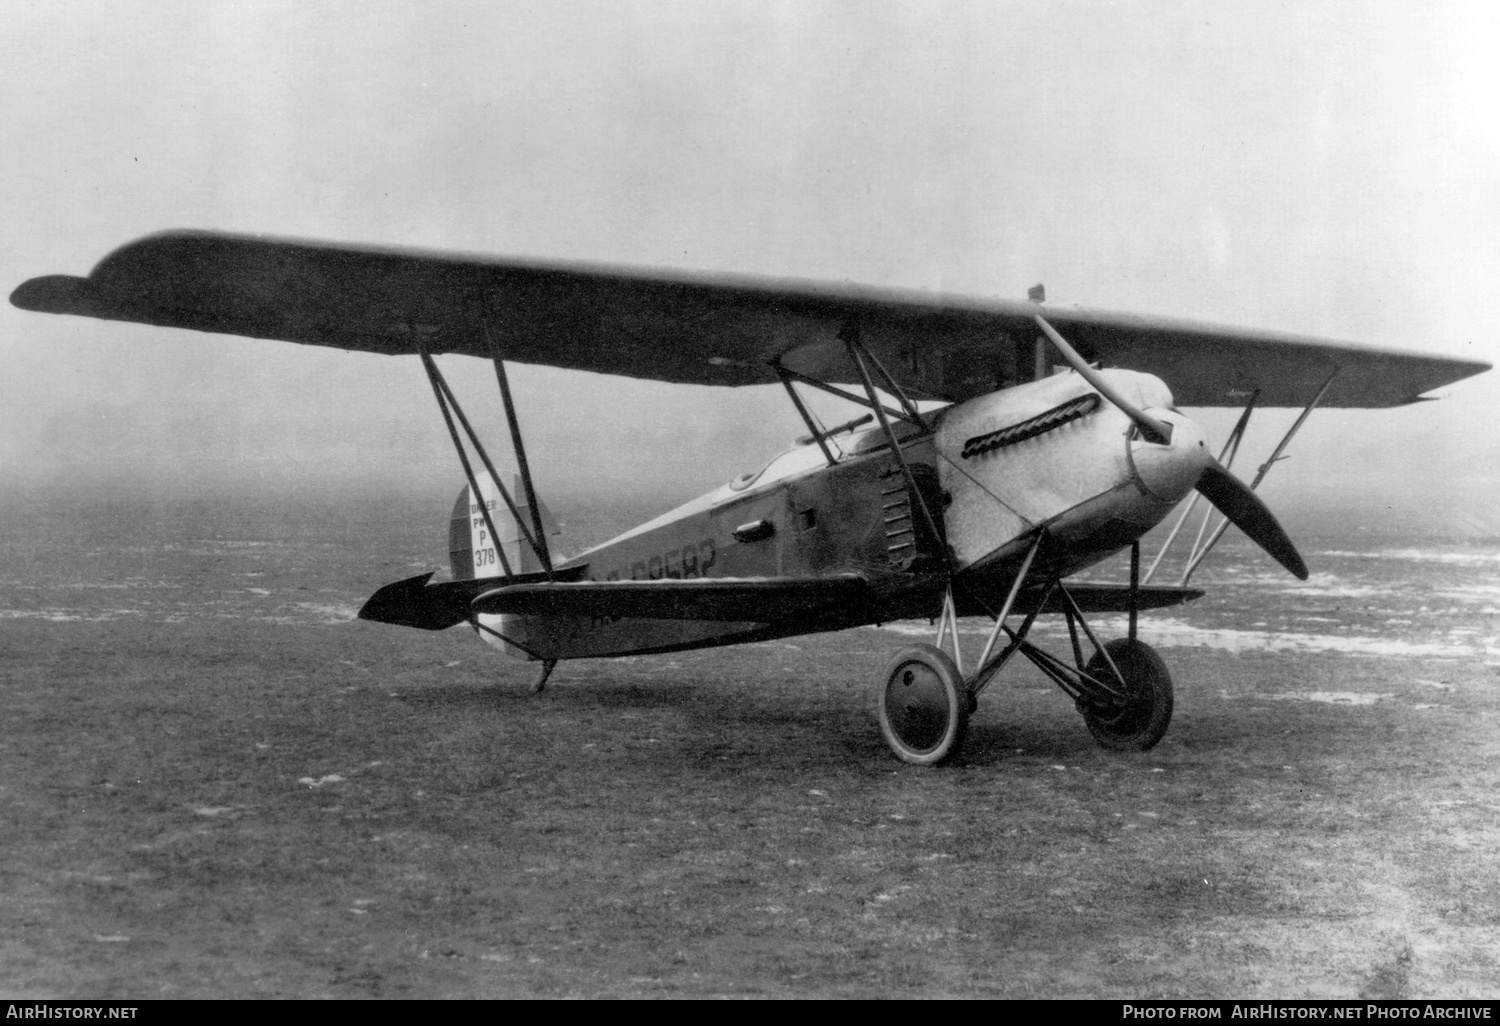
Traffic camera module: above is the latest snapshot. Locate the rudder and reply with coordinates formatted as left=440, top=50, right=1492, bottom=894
left=448, top=470, right=560, bottom=582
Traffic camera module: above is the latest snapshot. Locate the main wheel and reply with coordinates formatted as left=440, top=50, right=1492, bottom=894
left=873, top=644, right=970, bottom=766
left=1082, top=638, right=1173, bottom=751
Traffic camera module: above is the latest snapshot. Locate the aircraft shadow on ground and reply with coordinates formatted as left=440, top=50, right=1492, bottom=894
left=956, top=720, right=1104, bottom=766
left=387, top=670, right=1123, bottom=771
left=369, top=648, right=1379, bottom=773
left=393, top=677, right=707, bottom=711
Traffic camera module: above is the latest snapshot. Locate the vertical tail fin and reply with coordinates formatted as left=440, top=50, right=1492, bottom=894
left=447, top=470, right=560, bottom=582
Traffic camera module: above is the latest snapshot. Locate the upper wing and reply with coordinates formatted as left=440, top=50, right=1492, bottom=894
left=12, top=230, right=1488, bottom=407
left=470, top=574, right=874, bottom=624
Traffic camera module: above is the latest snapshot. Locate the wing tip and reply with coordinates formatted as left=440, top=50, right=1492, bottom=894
left=10, top=275, right=97, bottom=314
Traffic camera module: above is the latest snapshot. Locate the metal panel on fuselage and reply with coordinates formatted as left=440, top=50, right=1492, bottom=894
left=483, top=489, right=765, bottom=658
left=483, top=440, right=937, bottom=660
left=482, top=369, right=1184, bottom=660
left=936, top=369, right=1183, bottom=592
left=783, top=439, right=939, bottom=577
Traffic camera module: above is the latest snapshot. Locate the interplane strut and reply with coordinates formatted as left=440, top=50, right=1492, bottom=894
left=1142, top=391, right=1259, bottom=585
left=481, top=299, right=553, bottom=577
left=1177, top=367, right=1338, bottom=585
left=415, top=323, right=563, bottom=679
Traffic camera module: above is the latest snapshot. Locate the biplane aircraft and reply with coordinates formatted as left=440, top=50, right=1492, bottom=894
left=11, top=231, right=1490, bottom=765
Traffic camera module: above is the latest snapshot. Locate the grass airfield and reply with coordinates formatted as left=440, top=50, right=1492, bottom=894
left=3, top=491, right=1500, bottom=998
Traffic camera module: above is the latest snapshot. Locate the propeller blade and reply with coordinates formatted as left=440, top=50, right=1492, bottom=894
left=1033, top=313, right=1172, bottom=444
left=1195, top=459, right=1309, bottom=580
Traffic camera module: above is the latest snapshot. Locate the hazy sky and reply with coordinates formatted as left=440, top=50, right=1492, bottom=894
left=3, top=2, right=1497, bottom=530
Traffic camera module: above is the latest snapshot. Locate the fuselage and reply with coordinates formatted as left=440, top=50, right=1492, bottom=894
left=479, top=368, right=1210, bottom=660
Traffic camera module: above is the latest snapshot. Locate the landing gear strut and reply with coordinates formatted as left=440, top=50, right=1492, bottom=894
left=871, top=536, right=1175, bottom=765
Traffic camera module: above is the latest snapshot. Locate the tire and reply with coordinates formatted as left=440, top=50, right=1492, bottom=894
left=1082, top=638, right=1173, bottom=752
left=873, top=644, right=970, bottom=766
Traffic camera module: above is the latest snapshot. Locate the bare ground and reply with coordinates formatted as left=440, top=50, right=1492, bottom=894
left=4, top=610, right=1500, bottom=998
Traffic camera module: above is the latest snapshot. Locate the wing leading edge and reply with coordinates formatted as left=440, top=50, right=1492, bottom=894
left=12, top=230, right=1489, bottom=406
left=362, top=571, right=1197, bottom=632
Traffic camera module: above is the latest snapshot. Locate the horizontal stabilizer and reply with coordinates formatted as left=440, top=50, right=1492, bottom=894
left=359, top=566, right=586, bottom=631
left=471, top=574, right=873, bottom=623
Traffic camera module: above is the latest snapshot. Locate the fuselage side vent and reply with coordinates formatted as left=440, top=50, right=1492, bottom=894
left=960, top=393, right=1102, bottom=460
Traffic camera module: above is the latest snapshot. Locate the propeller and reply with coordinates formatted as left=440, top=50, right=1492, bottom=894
left=1195, top=458, right=1308, bottom=580
left=1033, top=314, right=1172, bottom=444
left=1033, top=312, right=1308, bottom=581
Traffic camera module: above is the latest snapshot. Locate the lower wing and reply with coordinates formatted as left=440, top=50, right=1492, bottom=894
left=469, top=574, right=875, bottom=624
